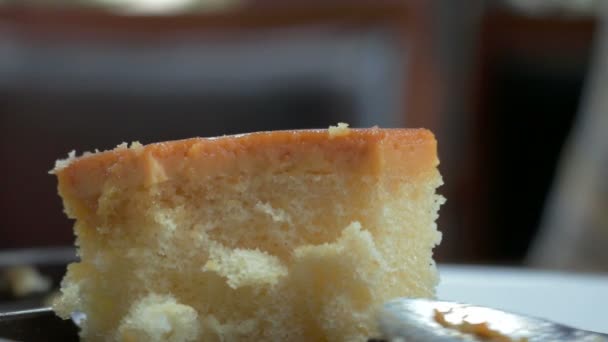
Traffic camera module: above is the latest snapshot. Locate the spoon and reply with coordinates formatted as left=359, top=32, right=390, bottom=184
left=1, top=300, right=606, bottom=341
left=378, top=298, right=608, bottom=341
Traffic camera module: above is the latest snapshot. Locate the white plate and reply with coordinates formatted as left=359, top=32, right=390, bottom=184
left=437, top=264, right=608, bottom=333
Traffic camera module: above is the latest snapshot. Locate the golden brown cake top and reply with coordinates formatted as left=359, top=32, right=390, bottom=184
left=53, top=127, right=438, bottom=218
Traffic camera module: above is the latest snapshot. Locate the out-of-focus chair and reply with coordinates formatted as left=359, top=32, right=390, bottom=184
left=454, top=5, right=596, bottom=263
left=0, top=1, right=441, bottom=249
left=528, top=3, right=608, bottom=272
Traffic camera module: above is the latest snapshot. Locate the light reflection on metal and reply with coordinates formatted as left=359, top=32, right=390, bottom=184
left=379, top=298, right=608, bottom=342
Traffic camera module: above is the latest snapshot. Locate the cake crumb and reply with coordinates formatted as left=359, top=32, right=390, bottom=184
left=328, top=122, right=351, bottom=138
left=50, top=150, right=77, bottom=174
left=131, top=142, right=145, bottom=156
left=52, top=141, right=143, bottom=173
left=130, top=141, right=144, bottom=151
left=117, top=294, right=200, bottom=342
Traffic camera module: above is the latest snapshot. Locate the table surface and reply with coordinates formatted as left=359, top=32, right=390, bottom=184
left=437, top=264, right=608, bottom=333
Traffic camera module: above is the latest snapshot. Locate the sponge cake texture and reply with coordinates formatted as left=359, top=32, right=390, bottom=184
left=52, top=127, right=444, bottom=341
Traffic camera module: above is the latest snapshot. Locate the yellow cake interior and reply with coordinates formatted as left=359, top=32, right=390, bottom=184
left=52, top=127, right=444, bottom=341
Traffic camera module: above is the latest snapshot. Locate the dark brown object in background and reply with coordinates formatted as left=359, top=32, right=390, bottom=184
left=0, top=0, right=438, bottom=124
left=464, top=9, right=596, bottom=263
left=0, top=1, right=440, bottom=249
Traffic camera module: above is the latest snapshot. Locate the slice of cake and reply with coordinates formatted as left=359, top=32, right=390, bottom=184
left=51, top=126, right=444, bottom=341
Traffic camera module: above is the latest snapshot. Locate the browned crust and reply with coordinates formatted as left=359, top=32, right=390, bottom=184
left=54, top=128, right=438, bottom=219
left=55, top=128, right=435, bottom=172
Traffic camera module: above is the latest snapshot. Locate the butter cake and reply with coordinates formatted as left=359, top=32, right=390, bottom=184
left=51, top=126, right=444, bottom=341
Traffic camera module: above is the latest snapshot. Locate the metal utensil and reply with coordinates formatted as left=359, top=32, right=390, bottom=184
left=0, top=307, right=78, bottom=342
left=2, top=299, right=606, bottom=341
left=379, top=298, right=608, bottom=341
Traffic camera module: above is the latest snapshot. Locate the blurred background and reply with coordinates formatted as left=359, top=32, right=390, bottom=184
left=1, top=0, right=607, bottom=307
